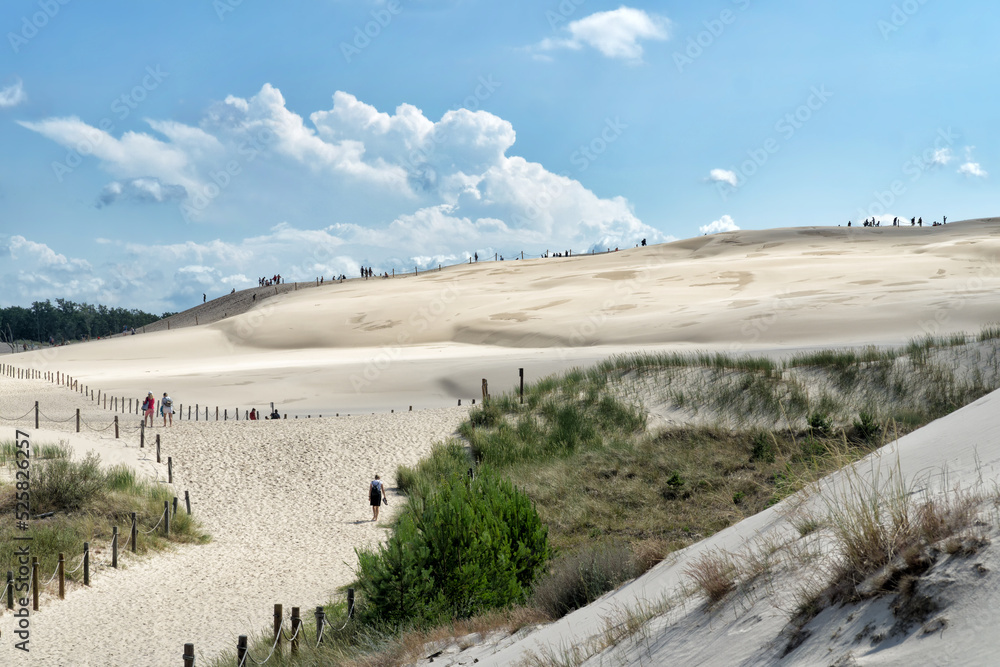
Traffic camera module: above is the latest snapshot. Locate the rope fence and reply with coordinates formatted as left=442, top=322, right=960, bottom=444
left=2, top=498, right=193, bottom=617
left=0, top=362, right=488, bottom=432
left=229, top=594, right=355, bottom=667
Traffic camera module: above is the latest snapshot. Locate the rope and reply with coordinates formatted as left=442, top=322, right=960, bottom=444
left=81, top=419, right=116, bottom=432
left=65, top=553, right=87, bottom=575
left=37, top=409, right=77, bottom=423
left=281, top=620, right=304, bottom=642
left=0, top=580, right=9, bottom=603
left=138, top=511, right=166, bottom=535
left=41, top=561, right=61, bottom=587
left=246, top=623, right=284, bottom=665
left=0, top=407, right=35, bottom=422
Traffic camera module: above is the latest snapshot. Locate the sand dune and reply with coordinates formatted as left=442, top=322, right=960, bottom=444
left=3, top=220, right=1000, bottom=665
left=10, top=221, right=1000, bottom=418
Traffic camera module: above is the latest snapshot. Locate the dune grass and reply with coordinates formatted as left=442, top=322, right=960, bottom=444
left=220, top=329, right=1000, bottom=667
left=0, top=445, right=209, bottom=588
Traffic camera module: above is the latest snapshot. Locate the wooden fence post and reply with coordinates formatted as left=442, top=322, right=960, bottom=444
left=291, top=607, right=301, bottom=655
left=519, top=367, right=524, bottom=404
left=35, top=400, right=39, bottom=428
left=83, top=542, right=90, bottom=586
left=76, top=408, right=80, bottom=433
left=224, top=409, right=227, bottom=421
left=216, top=407, right=219, bottom=421
left=183, top=643, right=195, bottom=667
left=237, top=636, right=248, bottom=666
left=115, top=416, right=119, bottom=439
left=6, top=571, right=13, bottom=609
left=274, top=603, right=283, bottom=653
left=168, top=457, right=173, bottom=483
left=185, top=490, right=191, bottom=515
left=347, top=588, right=355, bottom=618
left=112, top=527, right=119, bottom=569
left=314, top=607, right=326, bottom=646
left=481, top=379, right=489, bottom=403
left=164, top=501, right=170, bottom=536
left=173, top=496, right=178, bottom=517
left=58, top=553, right=65, bottom=599
left=195, top=404, right=198, bottom=421
left=141, top=421, right=145, bottom=448
left=131, top=512, right=137, bottom=553
left=31, top=557, right=39, bottom=610
left=156, top=435, right=161, bottom=463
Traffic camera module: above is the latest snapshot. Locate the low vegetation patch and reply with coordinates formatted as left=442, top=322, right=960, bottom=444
left=0, top=444, right=209, bottom=586
left=224, top=330, right=1000, bottom=667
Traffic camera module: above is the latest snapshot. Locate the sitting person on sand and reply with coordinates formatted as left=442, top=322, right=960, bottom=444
left=249, top=408, right=257, bottom=420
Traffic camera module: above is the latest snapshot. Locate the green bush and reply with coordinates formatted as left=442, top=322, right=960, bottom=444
left=354, top=467, right=550, bottom=628
left=531, top=542, right=639, bottom=618
left=750, top=432, right=775, bottom=463
left=32, top=453, right=105, bottom=513
left=807, top=412, right=832, bottom=438
left=852, top=411, right=881, bottom=443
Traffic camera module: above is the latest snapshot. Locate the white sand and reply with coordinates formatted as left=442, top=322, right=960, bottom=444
left=2, top=220, right=1000, bottom=665
left=0, top=375, right=466, bottom=665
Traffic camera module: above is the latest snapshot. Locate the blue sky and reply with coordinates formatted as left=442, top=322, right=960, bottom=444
left=0, top=0, right=996, bottom=311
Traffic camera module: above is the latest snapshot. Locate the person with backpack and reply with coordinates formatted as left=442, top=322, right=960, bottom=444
left=162, top=392, right=174, bottom=427
left=369, top=474, right=387, bottom=521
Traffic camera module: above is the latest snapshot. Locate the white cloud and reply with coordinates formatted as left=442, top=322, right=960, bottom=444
left=708, top=168, right=739, bottom=187
left=0, top=80, right=27, bottom=108
left=11, top=84, right=665, bottom=309
left=97, top=178, right=187, bottom=207
left=534, top=6, right=669, bottom=62
left=699, top=215, right=739, bottom=235
left=959, top=162, right=987, bottom=178
left=931, top=147, right=954, bottom=165
left=958, top=146, right=987, bottom=178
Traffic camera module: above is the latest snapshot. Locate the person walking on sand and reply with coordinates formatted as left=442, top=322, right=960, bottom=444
left=142, top=392, right=155, bottom=427
left=162, top=392, right=174, bottom=427
left=369, top=474, right=386, bottom=521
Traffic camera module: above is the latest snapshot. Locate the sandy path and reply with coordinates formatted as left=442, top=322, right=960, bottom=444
left=0, top=375, right=467, bottom=665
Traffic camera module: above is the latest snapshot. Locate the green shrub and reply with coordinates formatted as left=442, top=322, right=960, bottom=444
left=354, top=467, right=550, bottom=628
left=807, top=412, right=832, bottom=438
left=750, top=432, right=775, bottom=463
left=852, top=411, right=881, bottom=443
left=32, top=453, right=105, bottom=513
left=530, top=542, right=639, bottom=618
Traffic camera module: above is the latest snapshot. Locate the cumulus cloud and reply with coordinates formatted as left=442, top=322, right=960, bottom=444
left=0, top=79, right=27, bottom=108
left=708, top=168, right=739, bottom=187
left=699, top=215, right=739, bottom=235
left=535, top=6, right=669, bottom=62
left=10, top=83, right=666, bottom=309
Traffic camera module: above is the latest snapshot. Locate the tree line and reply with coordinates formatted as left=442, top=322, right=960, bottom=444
left=0, top=299, right=175, bottom=349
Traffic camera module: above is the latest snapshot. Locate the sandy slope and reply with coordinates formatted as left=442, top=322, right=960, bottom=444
left=2, top=221, right=1000, bottom=665
left=8, top=221, right=1000, bottom=417
left=437, top=388, right=1000, bottom=666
